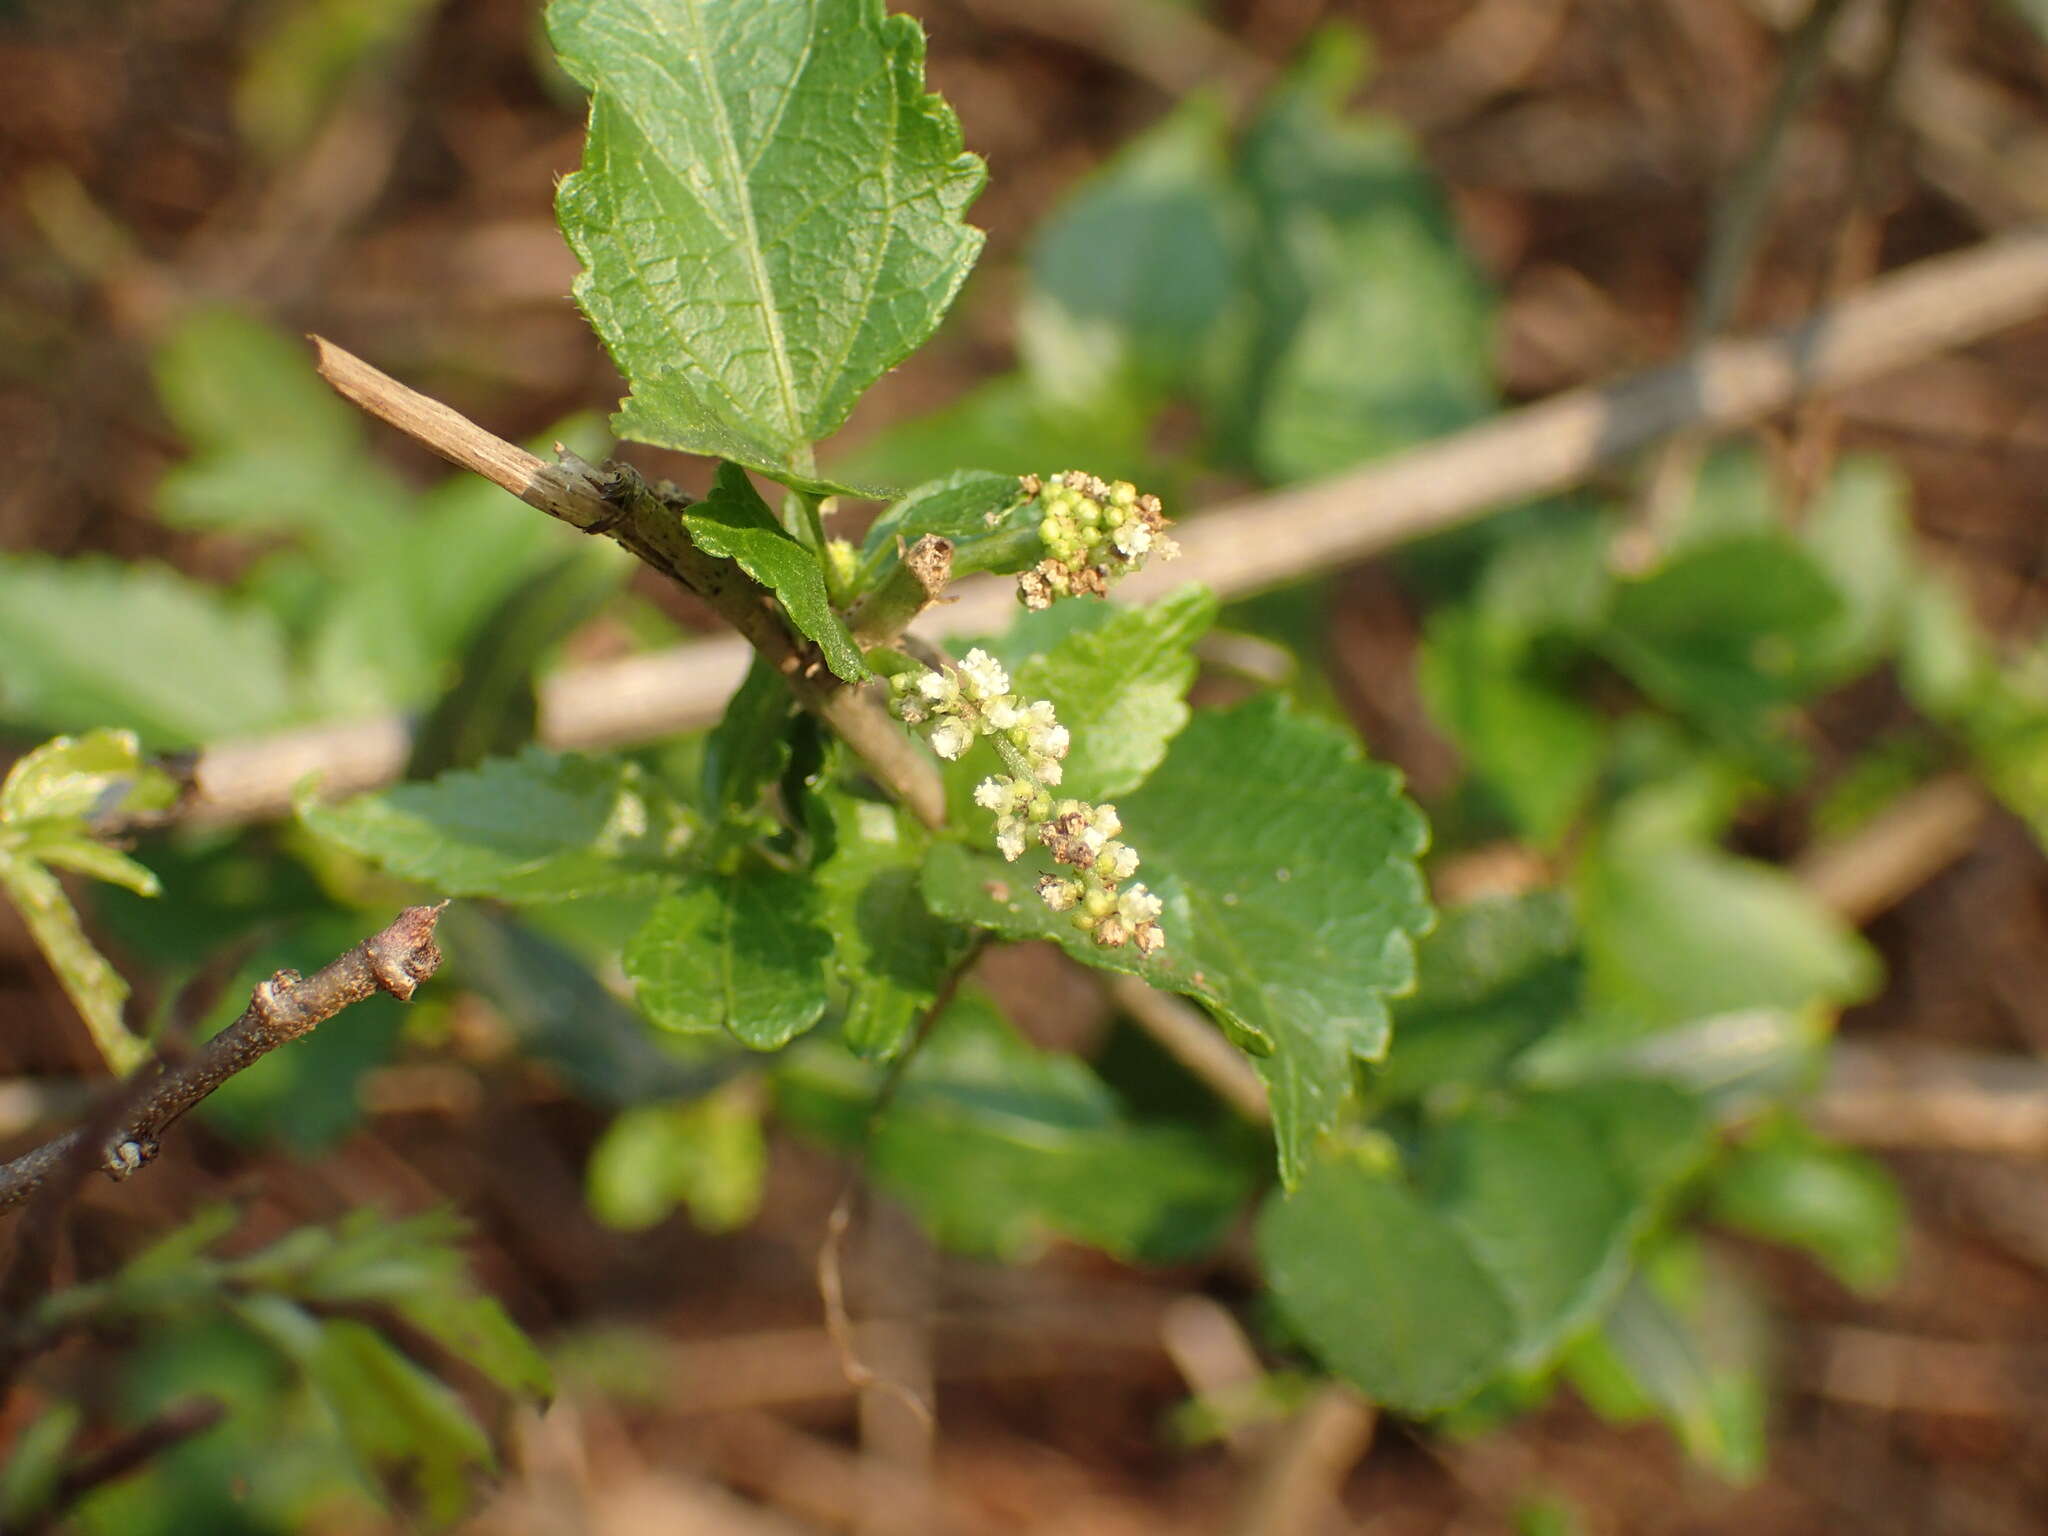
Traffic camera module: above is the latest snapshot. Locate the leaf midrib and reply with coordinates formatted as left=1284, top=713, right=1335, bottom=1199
left=678, top=0, right=810, bottom=452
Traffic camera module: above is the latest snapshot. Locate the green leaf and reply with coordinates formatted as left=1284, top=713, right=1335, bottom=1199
left=399, top=413, right=616, bottom=663
left=1259, top=1142, right=1516, bottom=1413
left=1598, top=535, right=1842, bottom=758
left=1418, top=605, right=1603, bottom=845
left=550, top=0, right=985, bottom=482
left=1708, top=1119, right=1903, bottom=1293
left=1205, top=25, right=1494, bottom=482
left=1797, top=455, right=1913, bottom=684
left=1563, top=1234, right=1770, bottom=1482
left=300, top=747, right=693, bottom=902
left=779, top=993, right=1250, bottom=1261
left=235, top=1208, right=553, bottom=1408
left=1019, top=94, right=1239, bottom=412
left=624, top=867, right=832, bottom=1048
left=1898, top=572, right=1992, bottom=720
left=235, top=0, right=437, bottom=160
left=153, top=306, right=414, bottom=560
left=27, top=834, right=160, bottom=897
left=1576, top=796, right=1879, bottom=1032
left=408, top=544, right=627, bottom=778
left=0, top=729, right=176, bottom=827
left=855, top=469, right=1037, bottom=587
left=0, top=852, right=147, bottom=1074
left=1372, top=892, right=1580, bottom=1101
left=1006, top=584, right=1216, bottom=802
left=701, top=655, right=798, bottom=828
left=1262, top=1080, right=1709, bottom=1413
left=813, top=789, right=972, bottom=1059
left=682, top=463, right=867, bottom=682
left=0, top=1402, right=82, bottom=1528
left=1418, top=1081, right=1710, bottom=1370
left=0, top=557, right=299, bottom=748
left=586, top=1084, right=766, bottom=1233
left=924, top=694, right=1434, bottom=1185
left=302, top=1317, right=495, bottom=1526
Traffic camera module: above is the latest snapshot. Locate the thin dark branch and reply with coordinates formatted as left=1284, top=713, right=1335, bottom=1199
left=0, top=1071, right=151, bottom=1394
left=816, top=939, right=986, bottom=1423
left=18, top=1396, right=229, bottom=1536
left=0, top=904, right=448, bottom=1218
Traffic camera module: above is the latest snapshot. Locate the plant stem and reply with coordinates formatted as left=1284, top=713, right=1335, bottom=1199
left=847, top=535, right=955, bottom=647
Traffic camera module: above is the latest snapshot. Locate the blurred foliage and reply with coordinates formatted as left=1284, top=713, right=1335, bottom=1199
left=10, top=1208, right=546, bottom=1532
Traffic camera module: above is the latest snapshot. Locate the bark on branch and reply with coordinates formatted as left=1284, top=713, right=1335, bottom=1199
left=0, top=904, right=448, bottom=1215
left=311, top=338, right=946, bottom=828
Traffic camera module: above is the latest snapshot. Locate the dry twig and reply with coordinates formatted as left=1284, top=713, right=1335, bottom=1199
left=139, top=227, right=2048, bottom=826
left=0, top=904, right=448, bottom=1215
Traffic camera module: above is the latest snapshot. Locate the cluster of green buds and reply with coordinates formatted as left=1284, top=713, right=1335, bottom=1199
left=1015, top=470, right=1178, bottom=611
left=887, top=649, right=1165, bottom=954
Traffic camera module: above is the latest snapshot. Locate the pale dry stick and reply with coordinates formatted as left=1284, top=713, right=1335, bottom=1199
left=1804, top=1325, right=2020, bottom=1418
left=1814, top=1041, right=2048, bottom=1157
left=1223, top=1382, right=1377, bottom=1536
left=1110, top=220, right=2048, bottom=614
left=146, top=225, right=2048, bottom=827
left=1159, top=1295, right=1274, bottom=1457
left=310, top=337, right=946, bottom=828
left=1105, top=974, right=1269, bottom=1124
left=0, top=904, right=447, bottom=1214
left=1792, top=772, right=1989, bottom=926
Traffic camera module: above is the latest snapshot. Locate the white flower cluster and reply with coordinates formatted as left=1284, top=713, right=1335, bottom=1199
left=887, top=648, right=1068, bottom=778
left=889, top=651, right=1166, bottom=954
left=1015, top=471, right=1178, bottom=611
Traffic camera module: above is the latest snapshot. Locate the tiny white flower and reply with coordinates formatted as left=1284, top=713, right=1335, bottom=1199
left=1036, top=875, right=1082, bottom=912
left=996, top=821, right=1027, bottom=861
left=1029, top=722, right=1071, bottom=760
left=1034, top=758, right=1063, bottom=786
left=1091, top=804, right=1122, bottom=839
left=958, top=648, right=1010, bottom=701
left=928, top=717, right=974, bottom=760
left=974, top=777, right=1012, bottom=812
left=1021, top=700, right=1058, bottom=733
left=1105, top=844, right=1139, bottom=881
left=1118, top=884, right=1163, bottom=925
left=1112, top=520, right=1153, bottom=558
left=983, top=696, right=1024, bottom=730
left=915, top=669, right=952, bottom=702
